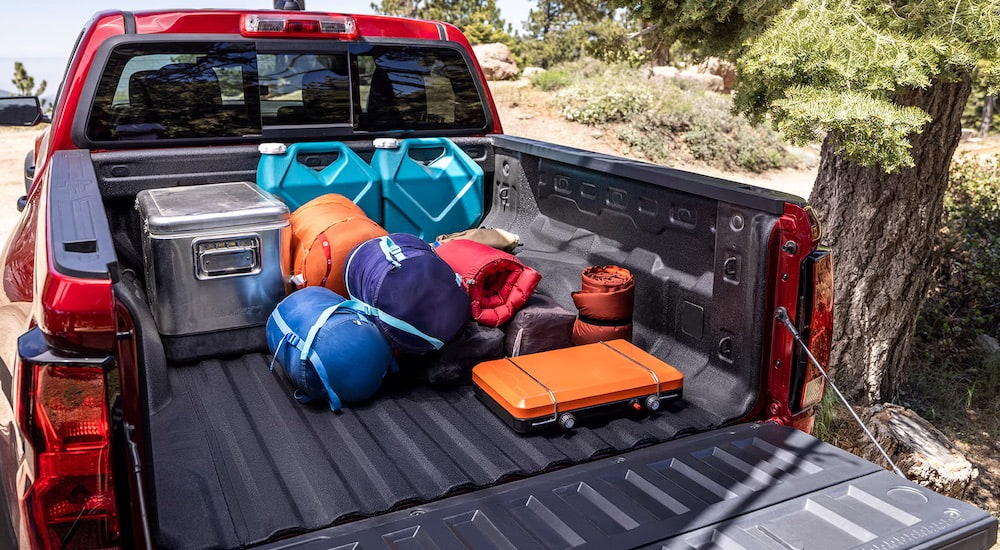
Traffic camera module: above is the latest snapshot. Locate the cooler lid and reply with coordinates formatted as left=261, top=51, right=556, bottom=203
left=137, top=182, right=289, bottom=234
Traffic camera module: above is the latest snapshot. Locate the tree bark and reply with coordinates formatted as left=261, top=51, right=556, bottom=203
left=980, top=95, right=995, bottom=138
left=840, top=404, right=977, bottom=498
left=808, top=75, right=972, bottom=403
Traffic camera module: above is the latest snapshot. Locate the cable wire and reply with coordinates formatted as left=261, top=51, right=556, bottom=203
left=775, top=307, right=906, bottom=478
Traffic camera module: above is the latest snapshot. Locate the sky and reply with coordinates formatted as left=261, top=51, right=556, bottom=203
left=0, top=0, right=533, bottom=94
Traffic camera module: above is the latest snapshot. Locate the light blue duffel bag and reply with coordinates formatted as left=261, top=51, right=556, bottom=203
left=266, top=286, right=395, bottom=411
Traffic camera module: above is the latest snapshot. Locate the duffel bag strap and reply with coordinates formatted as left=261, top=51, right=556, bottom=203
left=342, top=237, right=404, bottom=296
left=378, top=236, right=406, bottom=268
left=339, top=299, right=445, bottom=350
left=267, top=310, right=299, bottom=372
left=299, top=304, right=355, bottom=411
left=269, top=310, right=343, bottom=410
left=300, top=304, right=350, bottom=362
left=305, top=350, right=343, bottom=411
left=295, top=216, right=356, bottom=287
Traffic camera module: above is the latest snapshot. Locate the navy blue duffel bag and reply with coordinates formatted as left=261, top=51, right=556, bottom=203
left=266, top=286, right=395, bottom=411
left=345, top=233, right=470, bottom=354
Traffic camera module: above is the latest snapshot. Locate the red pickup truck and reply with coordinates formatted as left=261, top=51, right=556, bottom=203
left=0, top=6, right=995, bottom=550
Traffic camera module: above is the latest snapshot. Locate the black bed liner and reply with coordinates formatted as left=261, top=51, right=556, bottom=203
left=255, top=423, right=997, bottom=550
left=148, top=356, right=998, bottom=550
left=150, top=353, right=724, bottom=549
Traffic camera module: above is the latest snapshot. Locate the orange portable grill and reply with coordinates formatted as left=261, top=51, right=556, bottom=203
left=472, top=340, right=683, bottom=433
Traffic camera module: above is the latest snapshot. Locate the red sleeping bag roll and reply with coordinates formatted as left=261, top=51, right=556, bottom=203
left=572, top=265, right=634, bottom=345
left=435, top=239, right=541, bottom=327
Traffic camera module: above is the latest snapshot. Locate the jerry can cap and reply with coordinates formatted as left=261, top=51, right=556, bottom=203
left=259, top=142, right=288, bottom=155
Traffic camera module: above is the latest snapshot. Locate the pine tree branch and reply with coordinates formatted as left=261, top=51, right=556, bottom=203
left=626, top=24, right=658, bottom=40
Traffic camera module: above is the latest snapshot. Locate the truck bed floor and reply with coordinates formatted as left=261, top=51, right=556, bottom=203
left=149, top=353, right=717, bottom=549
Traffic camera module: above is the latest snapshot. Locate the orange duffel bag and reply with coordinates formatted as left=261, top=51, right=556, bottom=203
left=286, top=194, right=388, bottom=297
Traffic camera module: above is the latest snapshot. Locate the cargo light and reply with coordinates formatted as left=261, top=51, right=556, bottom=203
left=17, top=332, right=120, bottom=550
left=241, top=14, right=358, bottom=39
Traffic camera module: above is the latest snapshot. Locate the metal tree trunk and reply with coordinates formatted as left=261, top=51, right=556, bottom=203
left=808, top=76, right=972, bottom=403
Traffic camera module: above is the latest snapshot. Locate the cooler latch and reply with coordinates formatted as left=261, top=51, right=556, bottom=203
left=194, top=236, right=261, bottom=279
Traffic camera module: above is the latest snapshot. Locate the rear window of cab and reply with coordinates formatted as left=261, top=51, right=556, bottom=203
left=85, top=41, right=489, bottom=141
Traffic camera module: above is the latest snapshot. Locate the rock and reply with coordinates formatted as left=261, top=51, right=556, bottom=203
left=676, top=69, right=725, bottom=92
left=976, top=334, right=1000, bottom=355
left=696, top=57, right=737, bottom=92
left=478, top=59, right=519, bottom=81
left=473, top=43, right=515, bottom=65
left=651, top=66, right=678, bottom=80
left=522, top=67, right=546, bottom=78
left=789, top=146, right=820, bottom=168
left=961, top=128, right=977, bottom=141
left=473, top=43, right=519, bottom=81
left=650, top=66, right=724, bottom=92
left=842, top=403, right=977, bottom=498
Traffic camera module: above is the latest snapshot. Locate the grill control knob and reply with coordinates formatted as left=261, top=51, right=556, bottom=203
left=558, top=413, right=576, bottom=430
left=645, top=395, right=661, bottom=411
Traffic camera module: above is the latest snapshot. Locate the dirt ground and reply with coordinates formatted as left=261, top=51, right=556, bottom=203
left=0, top=127, right=37, bottom=245
left=489, top=80, right=820, bottom=199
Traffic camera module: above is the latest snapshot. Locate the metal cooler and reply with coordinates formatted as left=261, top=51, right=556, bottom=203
left=136, top=182, right=290, bottom=336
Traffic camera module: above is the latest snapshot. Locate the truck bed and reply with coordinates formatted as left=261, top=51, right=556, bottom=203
left=98, top=138, right=806, bottom=548
left=150, top=352, right=719, bottom=549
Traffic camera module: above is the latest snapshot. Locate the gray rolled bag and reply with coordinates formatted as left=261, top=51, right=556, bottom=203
left=503, top=294, right=576, bottom=356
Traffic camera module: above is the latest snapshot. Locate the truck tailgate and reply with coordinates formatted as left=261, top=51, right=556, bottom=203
left=256, top=423, right=997, bottom=550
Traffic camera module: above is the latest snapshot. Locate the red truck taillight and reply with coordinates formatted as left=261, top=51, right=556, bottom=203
left=17, top=336, right=120, bottom=550
left=790, top=249, right=833, bottom=412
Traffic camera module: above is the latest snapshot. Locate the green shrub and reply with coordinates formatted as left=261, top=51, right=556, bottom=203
left=547, top=61, right=794, bottom=172
left=907, top=156, right=1000, bottom=421
left=583, top=19, right=651, bottom=68
left=922, top=157, right=1000, bottom=345
left=556, top=58, right=612, bottom=80
left=685, top=119, right=792, bottom=172
left=530, top=70, right=572, bottom=91
left=463, top=22, right=516, bottom=47
left=616, top=118, right=675, bottom=164
left=812, top=390, right=850, bottom=447
left=555, top=82, right=656, bottom=124
left=514, top=26, right=590, bottom=69
left=620, top=74, right=792, bottom=171
left=557, top=87, right=654, bottom=124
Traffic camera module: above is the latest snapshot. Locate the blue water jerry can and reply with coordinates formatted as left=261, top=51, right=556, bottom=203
left=371, top=138, right=484, bottom=240
left=257, top=142, right=382, bottom=221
